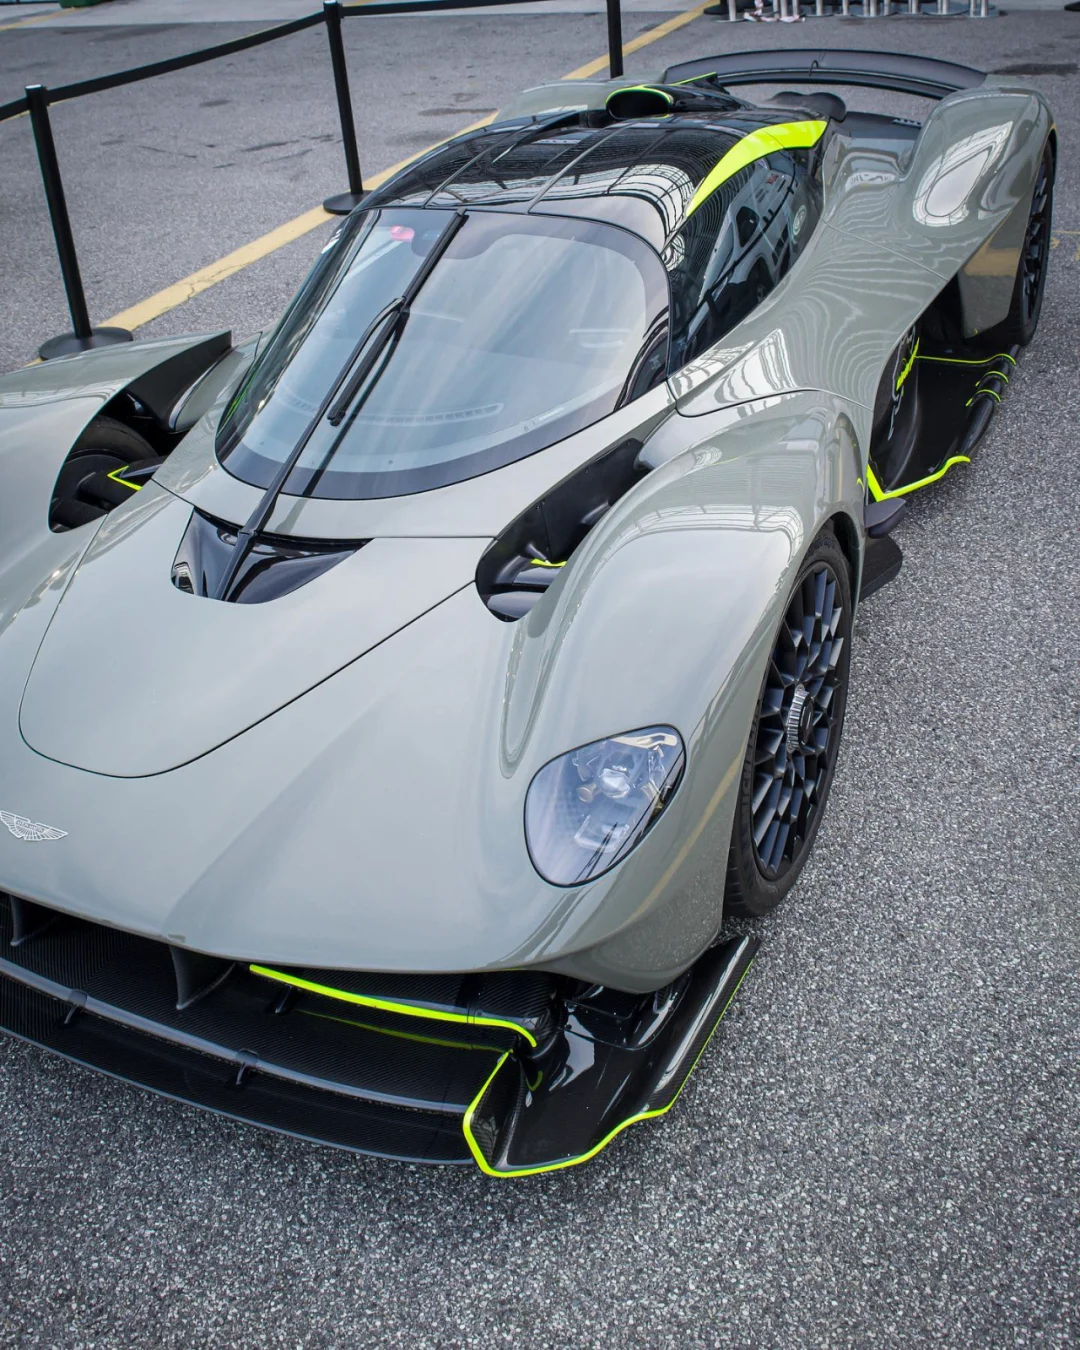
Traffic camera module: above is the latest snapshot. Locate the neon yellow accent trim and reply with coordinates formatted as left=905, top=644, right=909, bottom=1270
left=867, top=456, right=972, bottom=502
left=966, top=389, right=1001, bottom=407
left=673, top=72, right=716, bottom=86
left=463, top=960, right=754, bottom=1177
left=249, top=965, right=538, bottom=1048
left=916, top=352, right=1016, bottom=367
left=686, top=120, right=828, bottom=219
left=299, top=1007, right=503, bottom=1054
left=977, top=370, right=1009, bottom=386
left=605, top=85, right=675, bottom=109
left=895, top=338, right=920, bottom=392
left=106, top=466, right=144, bottom=493
left=530, top=560, right=565, bottom=569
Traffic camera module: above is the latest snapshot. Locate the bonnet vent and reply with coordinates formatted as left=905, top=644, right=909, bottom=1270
left=171, top=510, right=363, bottom=605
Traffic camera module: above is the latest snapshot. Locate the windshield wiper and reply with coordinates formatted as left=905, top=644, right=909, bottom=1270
left=326, top=208, right=466, bottom=429
left=211, top=209, right=466, bottom=602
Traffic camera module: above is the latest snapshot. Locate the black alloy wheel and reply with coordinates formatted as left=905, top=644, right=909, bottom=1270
left=987, top=139, right=1055, bottom=348
left=724, top=529, right=853, bottom=918
left=1021, top=149, right=1053, bottom=332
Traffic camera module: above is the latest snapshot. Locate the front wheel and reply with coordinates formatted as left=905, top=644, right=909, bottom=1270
left=724, top=529, right=853, bottom=918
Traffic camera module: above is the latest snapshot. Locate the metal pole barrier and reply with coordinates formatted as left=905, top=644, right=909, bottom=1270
left=909, top=0, right=917, bottom=14
left=26, top=84, right=131, bottom=361
left=816, top=0, right=824, bottom=15
left=728, top=0, right=738, bottom=19
left=980, top=0, right=988, bottom=14
left=323, top=0, right=366, bottom=215
left=606, top=0, right=624, bottom=78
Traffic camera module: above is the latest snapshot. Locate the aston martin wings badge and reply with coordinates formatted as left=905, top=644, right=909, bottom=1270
left=1, top=810, right=67, bottom=842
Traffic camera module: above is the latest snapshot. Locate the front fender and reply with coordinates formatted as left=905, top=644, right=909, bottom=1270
left=506, top=390, right=863, bottom=987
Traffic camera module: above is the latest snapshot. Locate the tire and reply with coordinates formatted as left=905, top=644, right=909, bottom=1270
left=50, top=415, right=156, bottom=530
left=980, top=140, right=1054, bottom=349
left=71, top=414, right=155, bottom=463
left=724, top=529, right=853, bottom=918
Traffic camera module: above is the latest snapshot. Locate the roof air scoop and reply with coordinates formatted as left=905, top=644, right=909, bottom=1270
left=604, top=82, right=743, bottom=122
left=605, top=86, right=676, bottom=121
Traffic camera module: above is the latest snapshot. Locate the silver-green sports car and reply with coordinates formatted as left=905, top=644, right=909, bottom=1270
left=0, top=49, right=1053, bottom=1174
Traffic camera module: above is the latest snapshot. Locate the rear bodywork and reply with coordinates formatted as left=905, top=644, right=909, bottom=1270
left=0, top=52, right=1052, bottom=1172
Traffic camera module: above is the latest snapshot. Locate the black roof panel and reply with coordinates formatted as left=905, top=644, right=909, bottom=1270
left=363, top=112, right=782, bottom=247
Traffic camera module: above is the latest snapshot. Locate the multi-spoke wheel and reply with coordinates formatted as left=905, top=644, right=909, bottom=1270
left=725, top=529, right=853, bottom=917
left=985, top=139, right=1055, bottom=349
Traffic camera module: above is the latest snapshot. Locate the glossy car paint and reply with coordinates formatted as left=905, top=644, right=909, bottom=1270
left=0, top=75, right=1051, bottom=992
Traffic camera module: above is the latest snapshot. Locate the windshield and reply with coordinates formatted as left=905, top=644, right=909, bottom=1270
left=217, top=207, right=669, bottom=500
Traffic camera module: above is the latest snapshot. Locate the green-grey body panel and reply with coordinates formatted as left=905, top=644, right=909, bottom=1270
left=0, top=76, right=1051, bottom=990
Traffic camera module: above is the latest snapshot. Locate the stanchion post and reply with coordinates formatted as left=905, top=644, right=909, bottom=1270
left=26, top=84, right=131, bottom=361
left=323, top=0, right=366, bottom=215
left=606, top=0, right=624, bottom=79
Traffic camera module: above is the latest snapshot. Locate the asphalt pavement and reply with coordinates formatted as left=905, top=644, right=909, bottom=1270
left=0, top=8, right=1079, bottom=1349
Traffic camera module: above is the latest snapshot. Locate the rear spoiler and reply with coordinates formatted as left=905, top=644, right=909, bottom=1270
left=662, top=49, right=986, bottom=101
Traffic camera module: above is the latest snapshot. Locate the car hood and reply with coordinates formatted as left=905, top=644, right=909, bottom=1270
left=17, top=485, right=486, bottom=777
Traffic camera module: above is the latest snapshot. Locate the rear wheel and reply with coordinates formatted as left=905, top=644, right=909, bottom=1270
left=724, top=529, right=852, bottom=918
left=983, top=140, right=1054, bottom=348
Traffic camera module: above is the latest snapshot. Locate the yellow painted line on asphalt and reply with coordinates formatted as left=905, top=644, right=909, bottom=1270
left=102, top=205, right=336, bottom=333
left=101, top=0, right=709, bottom=333
left=1051, top=229, right=1080, bottom=262
left=563, top=0, right=711, bottom=80
left=0, top=9, right=61, bottom=33
left=101, top=118, right=493, bottom=332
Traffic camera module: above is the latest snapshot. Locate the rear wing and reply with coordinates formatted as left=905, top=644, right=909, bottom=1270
left=662, top=49, right=986, bottom=101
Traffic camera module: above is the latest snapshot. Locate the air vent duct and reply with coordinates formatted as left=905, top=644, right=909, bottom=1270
left=171, top=510, right=363, bottom=604
left=476, top=438, right=645, bottom=620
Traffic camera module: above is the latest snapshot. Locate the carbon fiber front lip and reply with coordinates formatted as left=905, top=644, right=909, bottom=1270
left=0, top=895, right=757, bottom=1172
left=0, top=974, right=474, bottom=1164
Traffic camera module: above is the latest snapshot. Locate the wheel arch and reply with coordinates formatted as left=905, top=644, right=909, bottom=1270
left=0, top=332, right=233, bottom=567
left=825, top=508, right=861, bottom=595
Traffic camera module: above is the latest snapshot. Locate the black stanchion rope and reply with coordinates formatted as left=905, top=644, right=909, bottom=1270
left=47, top=11, right=324, bottom=106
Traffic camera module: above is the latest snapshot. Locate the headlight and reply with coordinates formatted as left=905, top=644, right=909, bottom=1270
left=524, top=727, right=685, bottom=887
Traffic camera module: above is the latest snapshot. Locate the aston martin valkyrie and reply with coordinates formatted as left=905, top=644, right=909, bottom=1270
left=0, top=49, right=1053, bottom=1174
